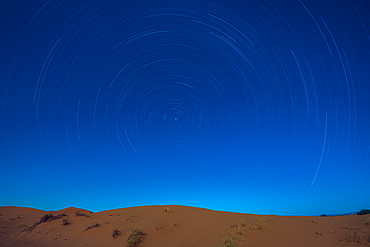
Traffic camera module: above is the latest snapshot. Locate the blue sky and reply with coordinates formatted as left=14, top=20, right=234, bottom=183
left=1, top=0, right=369, bottom=216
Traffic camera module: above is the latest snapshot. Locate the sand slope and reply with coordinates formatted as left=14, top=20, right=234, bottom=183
left=1, top=205, right=369, bottom=247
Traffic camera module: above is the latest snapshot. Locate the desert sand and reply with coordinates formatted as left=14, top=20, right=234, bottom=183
left=0, top=205, right=369, bottom=247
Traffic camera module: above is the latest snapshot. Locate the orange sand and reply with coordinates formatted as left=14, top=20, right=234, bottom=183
left=1, top=205, right=369, bottom=246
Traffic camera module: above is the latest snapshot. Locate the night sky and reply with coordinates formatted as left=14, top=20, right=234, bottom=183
left=1, top=0, right=369, bottom=216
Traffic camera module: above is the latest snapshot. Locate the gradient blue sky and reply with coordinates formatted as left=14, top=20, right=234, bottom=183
left=1, top=0, right=369, bottom=216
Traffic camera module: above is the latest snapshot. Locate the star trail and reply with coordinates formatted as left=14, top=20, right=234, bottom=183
left=1, top=0, right=369, bottom=215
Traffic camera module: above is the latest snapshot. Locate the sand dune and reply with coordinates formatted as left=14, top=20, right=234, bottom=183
left=1, top=205, right=369, bottom=246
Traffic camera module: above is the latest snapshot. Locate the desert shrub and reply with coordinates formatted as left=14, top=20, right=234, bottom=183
left=40, top=213, right=66, bottom=223
left=76, top=211, right=90, bottom=217
left=22, top=213, right=66, bottom=232
left=249, top=217, right=268, bottom=230
left=62, top=218, right=71, bottom=225
left=84, top=223, right=101, bottom=232
left=229, top=223, right=238, bottom=228
left=220, top=237, right=235, bottom=247
left=235, top=226, right=245, bottom=236
left=221, top=221, right=246, bottom=245
left=239, top=218, right=246, bottom=227
left=126, top=227, right=146, bottom=247
left=164, top=207, right=171, bottom=213
left=342, top=231, right=363, bottom=243
left=357, top=209, right=370, bottom=215
left=112, top=228, right=122, bottom=239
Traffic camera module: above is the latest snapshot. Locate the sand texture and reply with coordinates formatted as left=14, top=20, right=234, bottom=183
left=1, top=205, right=369, bottom=247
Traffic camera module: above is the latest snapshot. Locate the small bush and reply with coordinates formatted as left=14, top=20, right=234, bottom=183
left=321, top=214, right=327, bottom=217
left=76, top=211, right=90, bottom=217
left=164, top=207, right=171, bottom=213
left=239, top=218, right=246, bottom=227
left=22, top=213, right=66, bottom=232
left=221, top=221, right=246, bottom=245
left=235, top=226, right=245, bottom=236
left=220, top=237, right=235, bottom=247
left=229, top=223, right=238, bottom=228
left=357, top=209, right=370, bottom=215
left=84, top=223, right=100, bottom=232
left=341, top=231, right=363, bottom=243
left=112, top=228, right=122, bottom=239
left=62, top=218, right=71, bottom=225
left=126, top=227, right=146, bottom=247
left=249, top=217, right=268, bottom=230
left=40, top=213, right=66, bottom=223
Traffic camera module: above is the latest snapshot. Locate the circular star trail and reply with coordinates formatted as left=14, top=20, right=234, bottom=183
left=1, top=0, right=369, bottom=215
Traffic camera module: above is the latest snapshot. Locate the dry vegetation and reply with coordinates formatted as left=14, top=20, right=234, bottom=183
left=75, top=211, right=90, bottom=217
left=126, top=227, right=146, bottom=247
left=112, top=228, right=122, bottom=239
left=62, top=217, right=71, bottom=225
left=22, top=213, right=67, bottom=232
left=340, top=230, right=370, bottom=246
left=220, top=218, right=248, bottom=246
left=83, top=223, right=101, bottom=232
left=249, top=216, right=269, bottom=230
left=220, top=237, right=235, bottom=247
left=1, top=206, right=369, bottom=247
